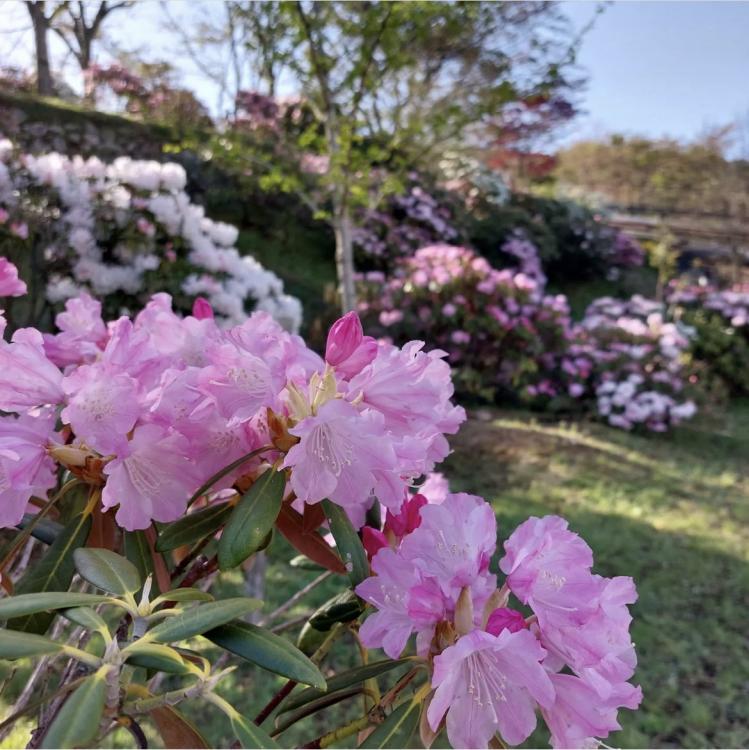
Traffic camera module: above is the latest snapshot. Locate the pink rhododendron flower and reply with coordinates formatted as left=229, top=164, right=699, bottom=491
left=43, top=293, right=107, bottom=367
left=283, top=399, right=397, bottom=521
left=499, top=515, right=597, bottom=626
left=0, top=329, right=64, bottom=412
left=427, top=628, right=555, bottom=748
left=61, top=365, right=141, bottom=455
left=541, top=673, right=642, bottom=749
left=486, top=607, right=527, bottom=635
left=0, top=412, right=57, bottom=527
left=102, top=424, right=199, bottom=530
left=325, top=312, right=378, bottom=379
left=0, top=257, right=27, bottom=297
left=400, top=493, right=496, bottom=600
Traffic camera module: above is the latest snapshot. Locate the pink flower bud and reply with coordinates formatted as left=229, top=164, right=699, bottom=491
left=192, top=297, right=214, bottom=320
left=485, top=607, right=527, bottom=635
left=385, top=493, right=427, bottom=538
left=362, top=526, right=388, bottom=561
left=325, top=311, right=363, bottom=366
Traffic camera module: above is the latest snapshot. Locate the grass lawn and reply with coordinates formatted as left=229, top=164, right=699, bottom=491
left=2, top=403, right=746, bottom=749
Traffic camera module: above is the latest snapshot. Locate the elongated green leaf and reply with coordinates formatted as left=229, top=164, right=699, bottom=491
left=206, top=621, right=326, bottom=689
left=74, top=548, right=142, bottom=596
left=147, top=598, right=261, bottom=643
left=123, top=530, right=157, bottom=592
left=9, top=508, right=93, bottom=634
left=124, top=643, right=190, bottom=674
left=231, top=713, right=279, bottom=749
left=41, top=669, right=108, bottom=749
left=156, top=502, right=233, bottom=552
left=281, top=659, right=410, bottom=714
left=0, top=592, right=112, bottom=620
left=62, top=607, right=110, bottom=636
left=274, top=686, right=363, bottom=736
left=187, top=445, right=273, bottom=506
left=322, top=499, right=369, bottom=586
left=360, top=698, right=421, bottom=748
left=296, top=620, right=327, bottom=656
left=153, top=588, right=214, bottom=604
left=0, top=629, right=62, bottom=659
left=18, top=514, right=63, bottom=545
left=218, top=470, right=285, bottom=570
left=308, top=590, right=363, bottom=632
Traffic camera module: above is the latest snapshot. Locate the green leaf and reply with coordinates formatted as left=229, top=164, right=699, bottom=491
left=18, top=514, right=63, bottom=545
left=218, top=469, right=285, bottom=570
left=0, top=592, right=113, bottom=620
left=41, top=669, right=108, bottom=749
left=308, top=590, right=363, bottom=632
left=206, top=621, right=326, bottom=689
left=274, top=687, right=363, bottom=736
left=124, top=643, right=190, bottom=674
left=231, top=713, right=280, bottom=750
left=62, top=607, right=110, bottom=636
left=322, top=499, right=369, bottom=586
left=74, top=548, right=142, bottom=596
left=153, top=588, right=214, bottom=604
left=147, top=598, right=261, bottom=643
left=0, top=629, right=62, bottom=660
left=281, top=659, right=410, bottom=714
left=9, top=507, right=93, bottom=634
left=156, top=501, right=233, bottom=552
left=360, top=698, right=421, bottom=748
left=123, top=530, right=158, bottom=592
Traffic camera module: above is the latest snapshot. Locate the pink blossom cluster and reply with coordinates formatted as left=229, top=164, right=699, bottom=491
left=358, top=244, right=572, bottom=401
left=0, top=138, right=301, bottom=329
left=356, top=492, right=641, bottom=748
left=499, top=232, right=547, bottom=290
left=232, top=91, right=306, bottom=132
left=668, top=281, right=749, bottom=328
left=0, top=295, right=463, bottom=532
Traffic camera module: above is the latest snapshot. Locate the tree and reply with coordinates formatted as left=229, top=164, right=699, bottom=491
left=225, top=1, right=580, bottom=312
left=24, top=1, right=62, bottom=96
left=51, top=0, right=133, bottom=104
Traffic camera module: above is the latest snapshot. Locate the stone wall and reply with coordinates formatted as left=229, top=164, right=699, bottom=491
left=0, top=89, right=172, bottom=160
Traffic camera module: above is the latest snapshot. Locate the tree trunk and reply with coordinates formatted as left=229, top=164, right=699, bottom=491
left=26, top=2, right=55, bottom=96
left=333, top=205, right=357, bottom=314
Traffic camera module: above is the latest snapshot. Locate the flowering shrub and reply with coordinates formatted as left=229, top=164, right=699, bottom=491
left=353, top=176, right=461, bottom=271
left=565, top=296, right=697, bottom=432
left=669, top=281, right=749, bottom=396
left=0, top=138, right=301, bottom=330
left=0, top=279, right=640, bottom=749
left=357, top=244, right=572, bottom=402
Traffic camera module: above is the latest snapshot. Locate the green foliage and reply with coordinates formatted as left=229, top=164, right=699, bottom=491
left=321, top=500, right=369, bottom=587
left=73, top=548, right=142, bottom=597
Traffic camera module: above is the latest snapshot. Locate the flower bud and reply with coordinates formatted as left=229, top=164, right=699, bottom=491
left=192, top=297, right=214, bottom=320
left=485, top=607, right=527, bottom=636
left=454, top=586, right=474, bottom=636
left=325, top=311, right=363, bottom=366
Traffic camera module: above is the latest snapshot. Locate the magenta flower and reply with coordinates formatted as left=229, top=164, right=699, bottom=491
left=427, top=628, right=555, bottom=748
left=356, top=547, right=422, bottom=658
left=0, top=257, right=27, bottom=297
left=541, top=672, right=642, bottom=749
left=400, top=493, right=496, bottom=600
left=325, top=312, right=378, bottom=379
left=283, top=399, right=397, bottom=521
left=486, top=607, right=527, bottom=635
left=196, top=343, right=281, bottom=424
left=61, top=365, right=141, bottom=455
left=0, top=329, right=64, bottom=412
left=499, top=515, right=598, bottom=627
left=0, top=412, right=57, bottom=527
left=102, top=424, right=199, bottom=530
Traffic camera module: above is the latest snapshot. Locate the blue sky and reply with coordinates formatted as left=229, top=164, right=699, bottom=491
left=2, top=1, right=748, bottom=149
left=562, top=2, right=749, bottom=146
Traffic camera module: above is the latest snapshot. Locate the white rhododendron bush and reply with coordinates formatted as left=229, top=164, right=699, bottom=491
left=0, top=138, right=302, bottom=331
left=0, top=273, right=641, bottom=749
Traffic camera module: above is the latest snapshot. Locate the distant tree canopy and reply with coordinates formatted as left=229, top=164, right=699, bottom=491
left=555, top=134, right=749, bottom=219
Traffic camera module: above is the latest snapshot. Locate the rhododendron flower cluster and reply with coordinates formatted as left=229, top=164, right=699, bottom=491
left=0, top=295, right=463, bottom=532
left=358, top=244, right=572, bottom=402
left=356, top=493, right=642, bottom=749
left=0, top=138, right=301, bottom=330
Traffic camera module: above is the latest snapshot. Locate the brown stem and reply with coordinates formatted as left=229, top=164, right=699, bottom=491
left=177, top=554, right=218, bottom=589
left=254, top=679, right=297, bottom=726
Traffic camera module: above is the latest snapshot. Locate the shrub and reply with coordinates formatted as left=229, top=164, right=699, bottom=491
left=0, top=138, right=301, bottom=331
